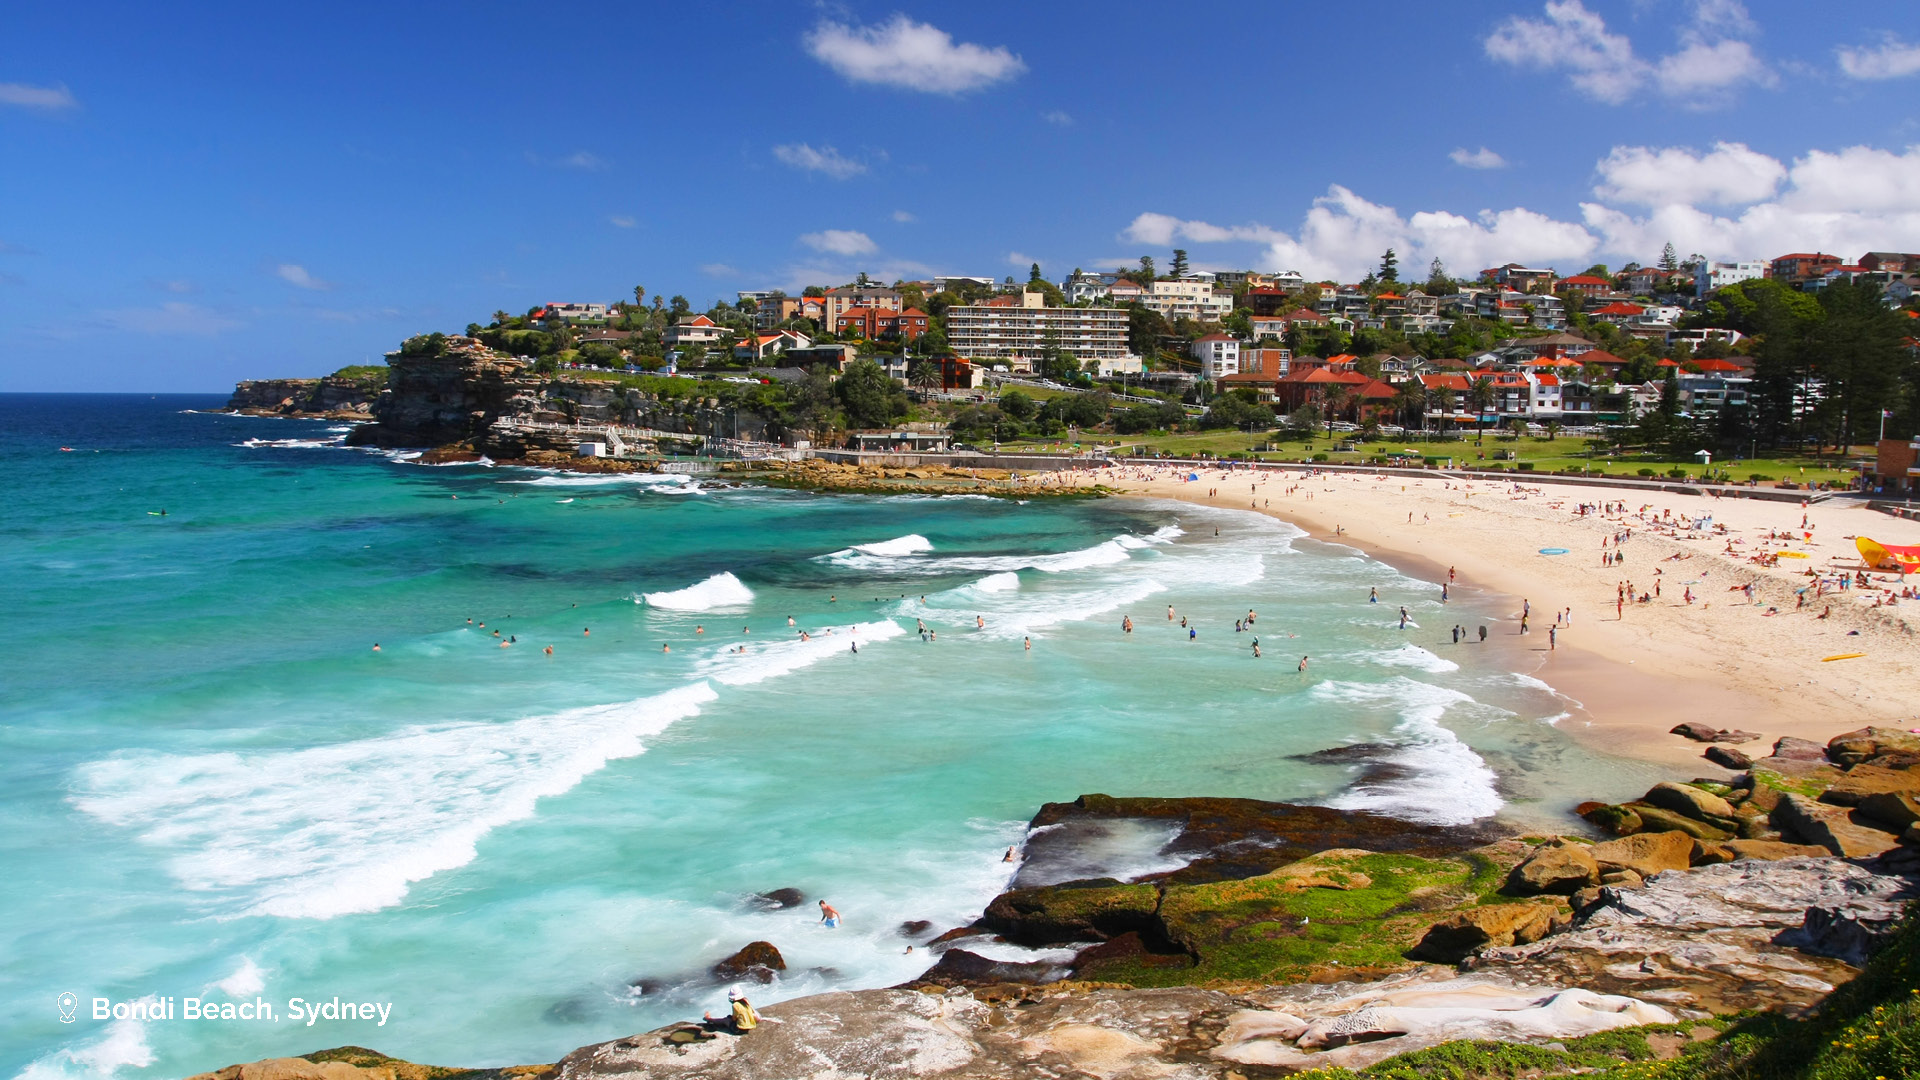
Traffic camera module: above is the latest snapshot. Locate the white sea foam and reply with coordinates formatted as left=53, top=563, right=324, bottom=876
left=841, top=534, right=934, bottom=558
left=214, top=956, right=266, bottom=997
left=508, top=472, right=692, bottom=488
left=15, top=1004, right=156, bottom=1080
left=236, top=437, right=343, bottom=449
left=71, top=682, right=720, bottom=919
left=971, top=572, right=1021, bottom=594
left=1370, top=644, right=1460, bottom=673
left=695, top=620, right=907, bottom=686
left=642, top=572, right=754, bottom=611
left=1311, top=678, right=1503, bottom=824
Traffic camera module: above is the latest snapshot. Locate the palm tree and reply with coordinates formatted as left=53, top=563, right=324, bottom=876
left=1467, top=376, right=1496, bottom=442
left=1543, top=418, right=1562, bottom=442
left=1433, top=386, right=1457, bottom=435
left=908, top=360, right=942, bottom=392
left=1394, top=380, right=1427, bottom=431
left=1321, top=385, right=1352, bottom=438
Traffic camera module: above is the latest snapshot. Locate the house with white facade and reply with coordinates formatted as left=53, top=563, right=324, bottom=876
left=663, top=314, right=724, bottom=345
left=1189, top=333, right=1240, bottom=380
left=1692, top=259, right=1767, bottom=297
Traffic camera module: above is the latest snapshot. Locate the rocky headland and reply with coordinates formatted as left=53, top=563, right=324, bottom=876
left=190, top=726, right=1920, bottom=1080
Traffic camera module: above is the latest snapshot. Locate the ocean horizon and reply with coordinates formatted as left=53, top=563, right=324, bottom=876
left=1, top=394, right=1667, bottom=1079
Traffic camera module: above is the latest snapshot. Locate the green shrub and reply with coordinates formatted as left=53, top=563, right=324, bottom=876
left=1517, top=462, right=1535, bottom=471
left=1668, top=467, right=1689, bottom=479
left=1748, top=473, right=1772, bottom=482
left=1313, top=453, right=1329, bottom=462
left=1638, top=467, right=1658, bottom=477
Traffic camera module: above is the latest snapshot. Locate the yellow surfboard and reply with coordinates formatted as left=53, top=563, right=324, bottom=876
left=1821, top=653, right=1865, bottom=662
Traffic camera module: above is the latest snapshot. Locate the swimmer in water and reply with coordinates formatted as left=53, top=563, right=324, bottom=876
left=583, top=628, right=590, bottom=636
left=1003, top=846, right=1017, bottom=862
left=544, top=645, right=553, bottom=655
left=851, top=640, right=858, bottom=654
left=788, top=616, right=795, bottom=627
left=1298, top=655, right=1309, bottom=672
left=1024, top=636, right=1031, bottom=651
left=818, top=901, right=841, bottom=928
left=695, top=625, right=704, bottom=634
left=662, top=643, right=671, bottom=653
left=976, top=615, right=985, bottom=629
left=372, top=643, right=381, bottom=652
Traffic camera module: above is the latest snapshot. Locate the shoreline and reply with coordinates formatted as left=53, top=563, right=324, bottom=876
left=1089, top=465, right=1920, bottom=772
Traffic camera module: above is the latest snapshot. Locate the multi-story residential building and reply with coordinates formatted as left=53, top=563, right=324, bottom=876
left=822, top=287, right=902, bottom=330
left=1588, top=301, right=1645, bottom=326
left=1860, top=252, right=1920, bottom=273
left=833, top=306, right=931, bottom=342
left=1063, top=271, right=1115, bottom=304
left=943, top=290, right=1131, bottom=365
left=1189, top=333, right=1240, bottom=380
left=755, top=294, right=828, bottom=330
left=1620, top=267, right=1671, bottom=296
left=736, top=290, right=779, bottom=303
left=1557, top=274, right=1613, bottom=297
left=663, top=314, right=725, bottom=345
left=1476, top=290, right=1566, bottom=329
left=1240, top=346, right=1291, bottom=379
left=1480, top=264, right=1557, bottom=293
left=1138, top=278, right=1233, bottom=321
left=1670, top=327, right=1747, bottom=349
left=1770, top=253, right=1843, bottom=288
left=537, top=302, right=609, bottom=324
left=1693, top=259, right=1767, bottom=296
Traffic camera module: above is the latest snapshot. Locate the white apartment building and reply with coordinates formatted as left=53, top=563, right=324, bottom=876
left=1692, top=260, right=1766, bottom=297
left=1138, top=278, right=1232, bottom=321
left=944, top=290, right=1131, bottom=364
left=541, top=302, right=609, bottom=322
left=1189, top=333, right=1240, bottom=380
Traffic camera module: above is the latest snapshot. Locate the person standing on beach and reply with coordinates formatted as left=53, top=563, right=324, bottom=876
left=1478, top=625, right=1487, bottom=642
left=1452, top=625, right=1460, bottom=644
left=1549, top=626, right=1556, bottom=650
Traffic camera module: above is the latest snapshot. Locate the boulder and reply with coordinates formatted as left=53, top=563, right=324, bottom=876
left=1622, top=804, right=1734, bottom=841
left=1689, top=840, right=1733, bottom=866
left=1761, top=737, right=1832, bottom=772
left=1772, top=793, right=1902, bottom=858
left=1643, top=782, right=1737, bottom=823
left=1599, top=869, right=1644, bottom=888
left=1826, top=726, right=1920, bottom=768
left=755, top=888, right=806, bottom=909
left=1669, top=722, right=1721, bottom=742
left=1506, top=839, right=1599, bottom=896
left=1407, top=903, right=1557, bottom=963
left=898, top=920, right=934, bottom=938
left=1580, top=803, right=1643, bottom=836
left=1855, top=791, right=1920, bottom=830
left=1820, top=765, right=1920, bottom=807
left=1705, top=746, right=1753, bottom=770
left=979, top=881, right=1160, bottom=946
left=710, top=941, right=785, bottom=982
left=1589, top=831, right=1694, bottom=877
left=917, top=947, right=1066, bottom=986
left=1721, top=839, right=1832, bottom=861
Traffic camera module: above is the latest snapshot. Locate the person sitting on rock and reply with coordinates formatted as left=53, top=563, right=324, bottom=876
left=703, top=988, right=758, bottom=1034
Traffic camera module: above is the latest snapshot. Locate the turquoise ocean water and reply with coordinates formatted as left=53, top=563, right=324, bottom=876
left=1, top=395, right=1667, bottom=1079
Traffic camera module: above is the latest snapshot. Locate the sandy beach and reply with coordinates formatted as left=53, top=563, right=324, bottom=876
left=1029, top=463, right=1920, bottom=771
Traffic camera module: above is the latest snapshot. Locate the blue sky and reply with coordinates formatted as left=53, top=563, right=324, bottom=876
left=1, top=1, right=1916, bottom=391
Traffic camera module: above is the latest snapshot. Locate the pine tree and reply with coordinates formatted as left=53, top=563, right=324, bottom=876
left=1379, top=249, right=1399, bottom=283
left=1659, top=243, right=1678, bottom=272
left=1029, top=262, right=1044, bottom=283
left=1170, top=249, right=1189, bottom=278
left=1140, top=255, right=1156, bottom=282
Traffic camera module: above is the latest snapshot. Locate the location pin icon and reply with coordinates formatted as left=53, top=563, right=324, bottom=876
left=58, top=992, right=78, bottom=1023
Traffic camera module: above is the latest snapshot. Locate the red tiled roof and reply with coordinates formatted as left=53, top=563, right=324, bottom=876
left=1591, top=302, right=1646, bottom=316
left=1560, top=275, right=1611, bottom=286
left=1693, top=358, right=1743, bottom=372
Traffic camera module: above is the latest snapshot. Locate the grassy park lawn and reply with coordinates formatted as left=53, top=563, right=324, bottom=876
left=994, top=429, right=1865, bottom=485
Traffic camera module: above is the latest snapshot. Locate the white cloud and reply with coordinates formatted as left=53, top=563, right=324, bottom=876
left=557, top=151, right=604, bottom=170
left=804, top=15, right=1025, bottom=94
left=1593, top=142, right=1785, bottom=206
left=1485, top=0, right=1771, bottom=106
left=798, top=229, right=877, bottom=256
left=891, top=210, right=916, bottom=223
left=609, top=215, right=637, bottom=228
left=1041, top=110, right=1073, bottom=126
left=1006, top=251, right=1038, bottom=268
left=275, top=264, right=331, bottom=291
left=1837, top=35, right=1920, bottom=80
left=1484, top=0, right=1645, bottom=104
left=1450, top=147, right=1508, bottom=170
left=0, top=82, right=78, bottom=110
left=98, top=302, right=240, bottom=335
left=1132, top=139, right=1920, bottom=284
left=700, top=263, right=737, bottom=277
left=773, top=143, right=868, bottom=179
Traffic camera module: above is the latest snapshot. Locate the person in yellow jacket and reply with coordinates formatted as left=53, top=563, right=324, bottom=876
left=704, top=988, right=758, bottom=1034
